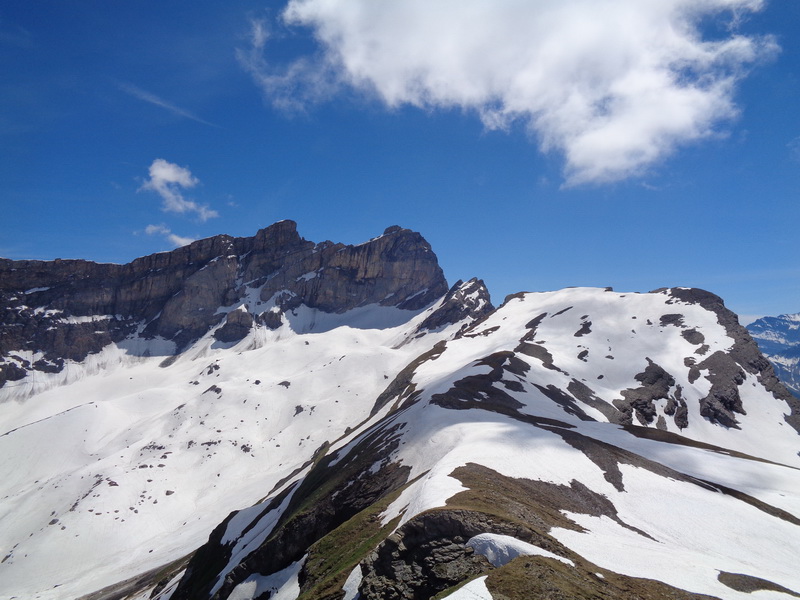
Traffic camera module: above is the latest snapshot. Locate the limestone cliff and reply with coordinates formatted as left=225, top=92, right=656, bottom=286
left=0, top=221, right=448, bottom=389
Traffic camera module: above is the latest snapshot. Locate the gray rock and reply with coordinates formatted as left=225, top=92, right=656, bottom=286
left=213, top=309, right=254, bottom=343
left=615, top=358, right=675, bottom=426
left=0, top=221, right=448, bottom=388
left=659, top=288, right=800, bottom=433
left=417, top=278, right=494, bottom=334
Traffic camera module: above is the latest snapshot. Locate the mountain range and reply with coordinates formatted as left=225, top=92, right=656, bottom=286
left=747, top=314, right=800, bottom=398
left=1, top=222, right=799, bottom=600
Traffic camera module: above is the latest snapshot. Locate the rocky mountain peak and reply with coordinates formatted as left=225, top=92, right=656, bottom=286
left=0, top=222, right=449, bottom=391
left=415, top=277, right=495, bottom=334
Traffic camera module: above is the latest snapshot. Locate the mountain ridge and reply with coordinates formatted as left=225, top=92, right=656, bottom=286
left=169, top=285, right=800, bottom=600
left=0, top=221, right=448, bottom=396
left=1, top=223, right=799, bottom=600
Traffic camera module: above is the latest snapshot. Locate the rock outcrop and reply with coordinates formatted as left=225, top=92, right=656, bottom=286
left=417, top=277, right=494, bottom=333
left=0, top=221, right=448, bottom=389
left=663, top=288, right=800, bottom=432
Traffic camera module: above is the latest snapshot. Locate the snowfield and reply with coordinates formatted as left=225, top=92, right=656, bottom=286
left=1, top=285, right=799, bottom=600
left=0, top=296, right=462, bottom=600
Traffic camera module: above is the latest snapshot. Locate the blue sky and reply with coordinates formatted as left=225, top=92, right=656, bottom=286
left=1, top=1, right=798, bottom=322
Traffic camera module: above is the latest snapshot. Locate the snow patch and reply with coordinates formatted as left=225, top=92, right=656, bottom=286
left=342, top=565, right=363, bottom=600
left=441, top=576, right=493, bottom=599
left=227, top=555, right=305, bottom=600
left=467, top=533, right=574, bottom=567
left=58, top=314, right=114, bottom=324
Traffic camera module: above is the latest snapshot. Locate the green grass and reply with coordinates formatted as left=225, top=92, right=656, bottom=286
left=486, top=555, right=720, bottom=600
left=297, top=477, right=422, bottom=600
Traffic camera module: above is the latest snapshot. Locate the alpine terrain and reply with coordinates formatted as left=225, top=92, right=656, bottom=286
left=1, top=221, right=799, bottom=600
left=748, top=314, right=800, bottom=398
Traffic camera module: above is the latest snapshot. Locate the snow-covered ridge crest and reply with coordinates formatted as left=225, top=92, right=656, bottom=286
left=2, top=223, right=798, bottom=600
left=169, top=284, right=800, bottom=600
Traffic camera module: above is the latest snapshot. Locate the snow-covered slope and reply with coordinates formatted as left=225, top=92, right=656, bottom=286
left=748, top=312, right=800, bottom=397
left=2, top=224, right=798, bottom=600
left=169, top=287, right=800, bottom=600
left=0, top=284, right=488, bottom=600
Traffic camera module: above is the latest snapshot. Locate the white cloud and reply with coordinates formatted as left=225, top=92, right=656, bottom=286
left=144, top=224, right=195, bottom=247
left=245, top=0, right=777, bottom=185
left=140, top=159, right=218, bottom=221
left=236, top=18, right=338, bottom=113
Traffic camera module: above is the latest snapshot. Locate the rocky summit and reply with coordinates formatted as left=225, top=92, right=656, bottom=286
left=0, top=221, right=447, bottom=393
left=0, top=223, right=799, bottom=600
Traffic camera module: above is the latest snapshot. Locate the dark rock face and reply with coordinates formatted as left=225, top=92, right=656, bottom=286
left=696, top=351, right=746, bottom=429
left=359, top=510, right=495, bottom=599
left=252, top=224, right=447, bottom=315
left=431, top=351, right=528, bottom=414
left=662, top=288, right=800, bottom=433
left=0, top=222, right=449, bottom=389
left=213, top=308, right=254, bottom=343
left=416, top=278, right=494, bottom=333
left=616, top=359, right=676, bottom=427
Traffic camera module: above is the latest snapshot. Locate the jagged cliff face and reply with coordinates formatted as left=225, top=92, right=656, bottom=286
left=0, top=221, right=448, bottom=392
left=1, top=226, right=799, bottom=600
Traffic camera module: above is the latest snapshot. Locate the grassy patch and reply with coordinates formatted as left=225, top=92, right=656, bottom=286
left=297, top=478, right=418, bottom=600
left=444, top=463, right=721, bottom=600
left=486, top=555, right=720, bottom=600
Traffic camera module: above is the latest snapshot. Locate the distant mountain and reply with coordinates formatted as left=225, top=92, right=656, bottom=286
left=1, top=223, right=799, bottom=600
left=747, top=313, right=800, bottom=397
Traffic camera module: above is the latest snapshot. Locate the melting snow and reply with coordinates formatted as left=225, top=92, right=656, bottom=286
left=227, top=556, right=304, bottom=600
left=467, top=533, right=574, bottom=567
left=342, top=566, right=363, bottom=600
left=440, top=576, right=493, bottom=600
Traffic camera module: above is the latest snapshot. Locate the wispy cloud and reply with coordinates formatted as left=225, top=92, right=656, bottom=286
left=144, top=224, right=195, bottom=247
left=118, top=82, right=219, bottom=128
left=140, top=158, right=218, bottom=221
left=236, top=18, right=339, bottom=113
left=243, top=0, right=777, bottom=186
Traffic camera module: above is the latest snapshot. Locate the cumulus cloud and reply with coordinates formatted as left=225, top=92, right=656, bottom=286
left=144, top=224, right=195, bottom=247
left=244, top=0, right=777, bottom=185
left=140, top=159, right=218, bottom=221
